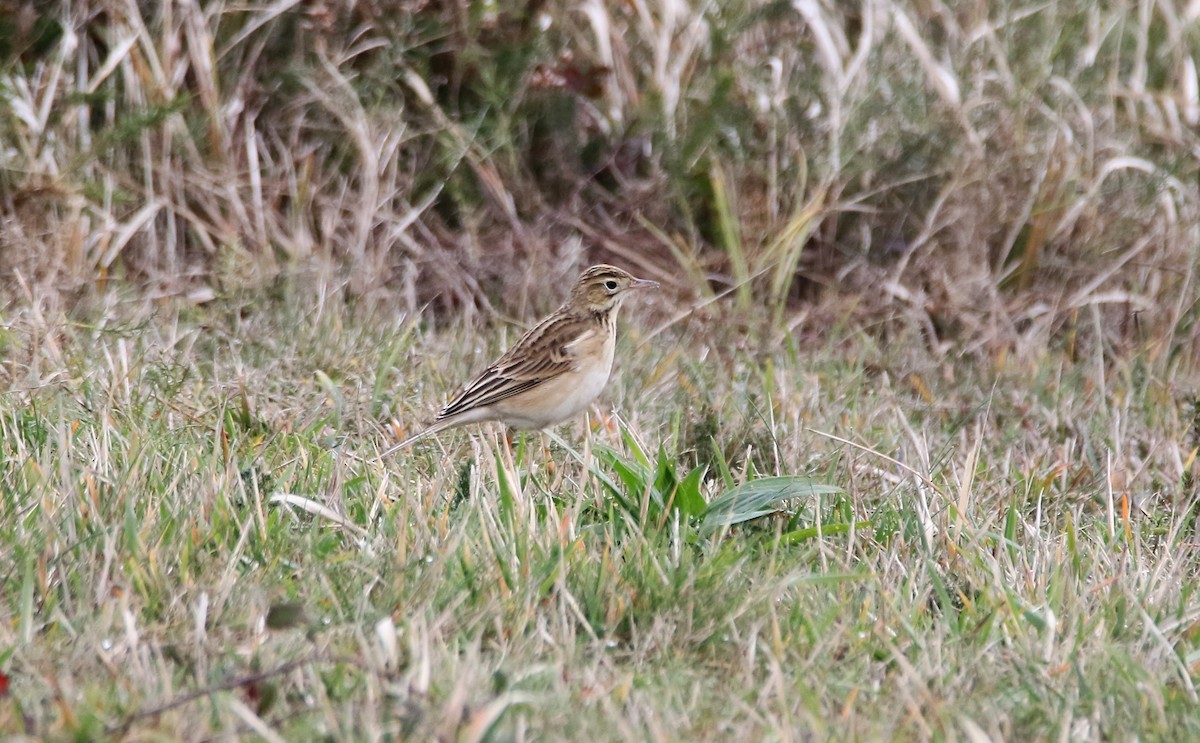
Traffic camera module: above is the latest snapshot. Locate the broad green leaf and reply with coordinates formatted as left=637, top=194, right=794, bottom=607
left=711, top=437, right=735, bottom=488
left=599, top=447, right=650, bottom=494
left=700, top=476, right=841, bottom=536
left=674, top=465, right=708, bottom=517
left=652, top=446, right=679, bottom=498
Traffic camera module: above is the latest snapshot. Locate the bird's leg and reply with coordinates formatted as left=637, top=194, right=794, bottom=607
left=502, top=428, right=519, bottom=477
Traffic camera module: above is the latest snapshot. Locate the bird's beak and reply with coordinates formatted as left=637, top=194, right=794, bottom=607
left=629, top=277, right=660, bottom=291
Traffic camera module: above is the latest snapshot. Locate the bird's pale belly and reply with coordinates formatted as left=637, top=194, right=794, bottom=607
left=494, top=341, right=615, bottom=430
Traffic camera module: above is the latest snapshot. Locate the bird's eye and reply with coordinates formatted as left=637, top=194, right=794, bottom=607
left=604, top=279, right=619, bottom=291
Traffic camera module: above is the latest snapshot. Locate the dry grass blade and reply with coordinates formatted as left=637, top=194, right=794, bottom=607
left=807, top=426, right=946, bottom=499
left=765, top=189, right=825, bottom=320
left=269, top=493, right=368, bottom=538
left=1183, top=56, right=1200, bottom=126
left=794, top=0, right=849, bottom=86
left=890, top=6, right=960, bottom=107
left=227, top=698, right=289, bottom=743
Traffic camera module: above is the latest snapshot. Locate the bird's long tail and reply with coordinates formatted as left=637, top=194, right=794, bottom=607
left=379, top=417, right=461, bottom=458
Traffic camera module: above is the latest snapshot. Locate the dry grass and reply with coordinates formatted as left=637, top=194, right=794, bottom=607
left=2, top=1, right=1197, bottom=352
left=2, top=1, right=1200, bottom=740
left=1, top=289, right=1199, bottom=740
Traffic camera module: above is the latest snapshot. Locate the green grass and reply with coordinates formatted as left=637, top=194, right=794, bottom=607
left=2, top=294, right=1197, bottom=741
left=3, top=0, right=1200, bottom=739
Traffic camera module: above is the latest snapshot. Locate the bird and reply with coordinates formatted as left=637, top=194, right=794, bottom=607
left=384, top=264, right=659, bottom=454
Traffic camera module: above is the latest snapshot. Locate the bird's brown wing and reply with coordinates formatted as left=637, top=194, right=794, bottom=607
left=436, top=313, right=595, bottom=420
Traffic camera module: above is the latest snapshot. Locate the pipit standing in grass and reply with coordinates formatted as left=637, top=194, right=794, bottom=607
left=384, top=264, right=659, bottom=454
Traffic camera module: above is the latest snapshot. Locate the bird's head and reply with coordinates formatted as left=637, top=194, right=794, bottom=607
left=570, top=264, right=659, bottom=314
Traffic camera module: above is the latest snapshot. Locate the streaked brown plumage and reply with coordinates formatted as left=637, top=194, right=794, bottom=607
left=384, top=265, right=658, bottom=453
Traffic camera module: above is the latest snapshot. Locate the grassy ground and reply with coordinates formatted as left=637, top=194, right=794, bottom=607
left=2, top=289, right=1198, bottom=741
left=3, top=0, right=1200, bottom=740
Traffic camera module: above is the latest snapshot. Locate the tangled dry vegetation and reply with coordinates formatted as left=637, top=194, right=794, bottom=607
left=2, top=0, right=1197, bottom=360
left=3, top=1, right=1200, bottom=741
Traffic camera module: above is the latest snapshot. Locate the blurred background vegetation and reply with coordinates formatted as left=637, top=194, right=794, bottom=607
left=2, top=0, right=1198, bottom=361
left=4, top=5, right=1200, bottom=739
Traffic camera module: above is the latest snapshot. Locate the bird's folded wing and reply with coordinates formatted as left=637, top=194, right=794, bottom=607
left=436, top=321, right=595, bottom=419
